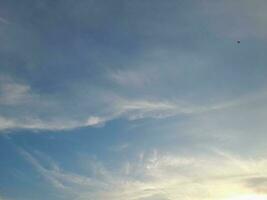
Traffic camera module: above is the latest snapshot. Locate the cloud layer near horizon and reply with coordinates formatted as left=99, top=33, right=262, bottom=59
left=18, top=148, right=267, bottom=200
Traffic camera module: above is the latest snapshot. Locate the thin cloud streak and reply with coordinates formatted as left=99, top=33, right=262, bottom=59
left=1, top=83, right=266, bottom=132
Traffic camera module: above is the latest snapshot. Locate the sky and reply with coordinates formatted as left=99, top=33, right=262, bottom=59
left=1, top=0, right=267, bottom=200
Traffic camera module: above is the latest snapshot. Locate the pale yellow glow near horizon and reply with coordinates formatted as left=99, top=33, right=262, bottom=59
left=223, top=194, right=267, bottom=200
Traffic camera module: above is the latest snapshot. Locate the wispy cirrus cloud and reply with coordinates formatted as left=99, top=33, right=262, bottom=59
left=19, top=148, right=267, bottom=200
left=0, top=1, right=267, bottom=200
left=0, top=76, right=33, bottom=106
left=1, top=73, right=267, bottom=133
left=110, top=69, right=152, bottom=88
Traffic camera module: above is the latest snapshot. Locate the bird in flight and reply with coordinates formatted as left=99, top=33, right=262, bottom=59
left=237, top=40, right=241, bottom=44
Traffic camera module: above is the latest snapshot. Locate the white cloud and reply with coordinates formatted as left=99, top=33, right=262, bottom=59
left=0, top=89, right=262, bottom=132
left=110, top=69, right=151, bottom=88
left=0, top=76, right=33, bottom=106
left=85, top=116, right=105, bottom=127
left=0, top=117, right=16, bottom=130
left=0, top=116, right=86, bottom=131
left=1, top=73, right=266, bottom=133
left=113, top=99, right=178, bottom=120
left=0, top=75, right=200, bottom=131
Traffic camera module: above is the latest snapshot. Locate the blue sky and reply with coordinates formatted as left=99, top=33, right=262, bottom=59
left=1, top=0, right=267, bottom=200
